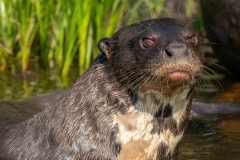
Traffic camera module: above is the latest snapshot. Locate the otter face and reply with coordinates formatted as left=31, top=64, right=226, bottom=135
left=98, top=18, right=203, bottom=159
left=98, top=18, right=204, bottom=93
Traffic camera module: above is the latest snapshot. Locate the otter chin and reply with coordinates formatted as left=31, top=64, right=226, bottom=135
left=0, top=18, right=204, bottom=160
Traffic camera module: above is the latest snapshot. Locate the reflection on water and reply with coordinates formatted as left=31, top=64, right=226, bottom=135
left=212, top=82, right=240, bottom=104
left=0, top=69, right=78, bottom=101
left=179, top=114, right=240, bottom=159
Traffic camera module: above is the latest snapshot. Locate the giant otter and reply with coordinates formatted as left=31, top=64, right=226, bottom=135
left=0, top=18, right=204, bottom=159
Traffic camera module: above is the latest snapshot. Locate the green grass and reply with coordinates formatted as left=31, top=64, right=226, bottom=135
left=0, top=0, right=167, bottom=79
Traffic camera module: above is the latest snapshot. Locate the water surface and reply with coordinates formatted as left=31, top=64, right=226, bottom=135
left=179, top=114, right=240, bottom=159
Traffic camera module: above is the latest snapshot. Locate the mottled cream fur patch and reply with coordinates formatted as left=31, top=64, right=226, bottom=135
left=113, top=86, right=191, bottom=159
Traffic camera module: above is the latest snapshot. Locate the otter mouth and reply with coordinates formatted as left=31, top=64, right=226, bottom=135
left=149, top=60, right=202, bottom=87
left=166, top=70, right=189, bottom=81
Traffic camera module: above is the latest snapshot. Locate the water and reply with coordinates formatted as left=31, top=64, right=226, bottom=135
left=178, top=71, right=240, bottom=159
left=0, top=67, right=240, bottom=159
left=179, top=114, right=240, bottom=160
left=0, top=69, right=78, bottom=101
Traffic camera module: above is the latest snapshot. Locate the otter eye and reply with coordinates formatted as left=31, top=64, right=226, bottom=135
left=187, top=35, right=197, bottom=45
left=142, top=38, right=155, bottom=48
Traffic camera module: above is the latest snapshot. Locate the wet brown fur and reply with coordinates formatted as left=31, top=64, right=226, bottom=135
left=0, top=18, right=203, bottom=160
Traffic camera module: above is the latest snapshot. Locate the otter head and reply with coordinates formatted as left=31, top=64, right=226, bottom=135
left=98, top=18, right=204, bottom=95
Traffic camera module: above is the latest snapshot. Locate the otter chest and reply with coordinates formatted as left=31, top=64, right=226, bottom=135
left=113, top=89, right=190, bottom=160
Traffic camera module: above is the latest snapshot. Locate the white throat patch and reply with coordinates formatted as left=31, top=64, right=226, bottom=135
left=113, top=86, right=191, bottom=159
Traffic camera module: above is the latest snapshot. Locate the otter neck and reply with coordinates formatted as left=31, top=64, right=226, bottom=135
left=135, top=83, right=192, bottom=115
left=114, top=84, right=193, bottom=159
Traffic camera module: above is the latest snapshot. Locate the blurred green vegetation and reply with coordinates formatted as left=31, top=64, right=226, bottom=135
left=0, top=0, right=202, bottom=100
left=185, top=0, right=202, bottom=32
left=0, top=0, right=166, bottom=78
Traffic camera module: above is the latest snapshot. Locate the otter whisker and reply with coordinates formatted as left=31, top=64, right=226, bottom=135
left=205, top=61, right=226, bottom=71
left=205, top=41, right=219, bottom=45
left=121, top=70, right=146, bottom=87
left=185, top=19, right=200, bottom=27
left=201, top=65, right=222, bottom=80
left=177, top=0, right=183, bottom=21
left=128, top=70, right=151, bottom=90
left=196, top=73, right=219, bottom=95
left=113, top=67, right=144, bottom=83
left=195, top=81, right=201, bottom=98
left=125, top=70, right=149, bottom=92
left=198, top=71, right=217, bottom=92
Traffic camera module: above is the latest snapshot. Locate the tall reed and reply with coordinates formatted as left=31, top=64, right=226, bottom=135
left=0, top=0, right=166, bottom=78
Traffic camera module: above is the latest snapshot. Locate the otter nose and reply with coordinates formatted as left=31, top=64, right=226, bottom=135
left=164, top=42, right=187, bottom=58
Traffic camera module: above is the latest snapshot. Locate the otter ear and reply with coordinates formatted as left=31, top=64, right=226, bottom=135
left=98, top=38, right=115, bottom=59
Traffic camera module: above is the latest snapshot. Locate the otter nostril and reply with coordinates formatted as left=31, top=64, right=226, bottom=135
left=165, top=49, right=172, bottom=57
